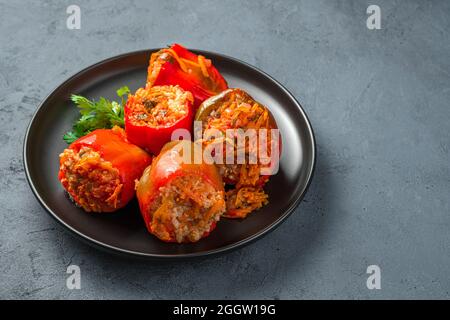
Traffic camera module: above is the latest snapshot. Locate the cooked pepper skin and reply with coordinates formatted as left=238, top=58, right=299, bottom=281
left=136, top=140, right=224, bottom=242
left=59, top=127, right=152, bottom=209
left=124, top=86, right=194, bottom=155
left=148, top=44, right=228, bottom=107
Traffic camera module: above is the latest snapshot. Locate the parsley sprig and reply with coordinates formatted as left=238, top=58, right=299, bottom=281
left=63, top=86, right=130, bottom=144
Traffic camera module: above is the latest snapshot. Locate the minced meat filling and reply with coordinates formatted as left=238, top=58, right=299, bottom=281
left=148, top=174, right=225, bottom=243
left=201, top=92, right=272, bottom=186
left=59, top=147, right=123, bottom=212
left=201, top=90, right=273, bottom=218
left=127, top=85, right=192, bottom=127
left=225, top=187, right=268, bottom=219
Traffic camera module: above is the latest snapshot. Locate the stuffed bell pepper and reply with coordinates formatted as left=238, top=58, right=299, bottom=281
left=195, top=88, right=281, bottom=218
left=124, top=85, right=194, bottom=154
left=136, top=140, right=226, bottom=243
left=58, top=126, right=152, bottom=212
left=147, top=44, right=228, bottom=107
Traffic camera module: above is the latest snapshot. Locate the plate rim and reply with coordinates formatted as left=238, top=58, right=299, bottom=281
left=23, top=48, right=317, bottom=259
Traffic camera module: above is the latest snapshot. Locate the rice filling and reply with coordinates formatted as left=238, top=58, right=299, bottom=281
left=59, top=146, right=123, bottom=212
left=200, top=89, right=274, bottom=217
left=127, top=85, right=191, bottom=127
left=148, top=174, right=225, bottom=243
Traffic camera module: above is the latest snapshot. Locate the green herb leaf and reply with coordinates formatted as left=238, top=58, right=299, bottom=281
left=116, top=86, right=130, bottom=98
left=63, top=131, right=79, bottom=144
left=63, top=86, right=130, bottom=144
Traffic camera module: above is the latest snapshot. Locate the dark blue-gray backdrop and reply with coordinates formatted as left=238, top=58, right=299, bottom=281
left=1, top=0, right=449, bottom=299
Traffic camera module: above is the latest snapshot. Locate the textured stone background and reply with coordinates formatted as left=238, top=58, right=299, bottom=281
left=1, top=0, right=449, bottom=299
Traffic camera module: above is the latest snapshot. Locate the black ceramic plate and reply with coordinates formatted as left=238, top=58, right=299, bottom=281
left=24, top=49, right=315, bottom=259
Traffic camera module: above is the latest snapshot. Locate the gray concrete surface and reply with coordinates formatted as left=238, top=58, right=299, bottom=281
left=0, top=0, right=449, bottom=299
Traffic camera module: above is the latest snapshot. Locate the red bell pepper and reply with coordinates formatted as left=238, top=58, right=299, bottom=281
left=136, top=140, right=225, bottom=242
left=147, top=44, right=228, bottom=107
left=124, top=85, right=194, bottom=155
left=58, top=126, right=152, bottom=212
